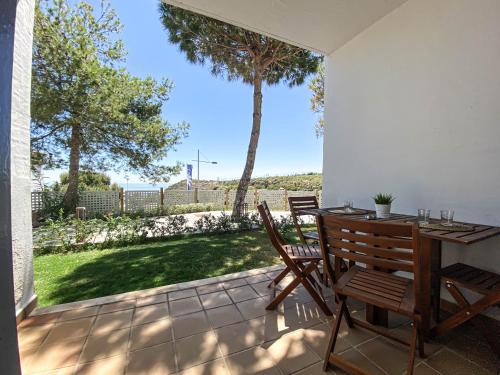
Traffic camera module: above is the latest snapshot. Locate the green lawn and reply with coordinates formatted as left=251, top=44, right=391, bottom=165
left=34, top=229, right=292, bottom=307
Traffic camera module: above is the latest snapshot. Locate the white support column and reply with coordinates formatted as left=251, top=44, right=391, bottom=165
left=0, top=0, right=35, bottom=373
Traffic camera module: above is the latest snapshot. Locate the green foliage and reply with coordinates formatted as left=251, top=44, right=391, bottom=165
left=168, top=173, right=323, bottom=191
left=52, top=171, right=119, bottom=192
left=159, top=4, right=320, bottom=87
left=31, top=0, right=188, bottom=208
left=33, top=209, right=297, bottom=255
left=373, top=193, right=396, bottom=205
left=309, top=62, right=325, bottom=137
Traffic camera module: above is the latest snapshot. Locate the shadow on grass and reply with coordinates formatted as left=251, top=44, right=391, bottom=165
left=44, top=230, right=283, bottom=305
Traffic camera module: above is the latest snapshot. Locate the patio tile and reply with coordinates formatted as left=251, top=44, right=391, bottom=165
left=443, top=331, right=500, bottom=373
left=215, top=321, right=264, bottom=355
left=335, top=348, right=386, bottom=375
left=24, top=336, right=86, bottom=373
left=196, top=283, right=224, bottom=295
left=169, top=288, right=197, bottom=301
left=175, top=330, right=221, bottom=370
left=176, top=359, right=230, bottom=375
left=19, top=312, right=61, bottom=328
left=136, top=293, right=167, bottom=307
left=172, top=311, right=211, bottom=339
left=265, top=330, right=321, bottom=374
left=221, top=278, right=248, bottom=289
left=19, top=346, right=38, bottom=374
left=280, top=304, right=325, bottom=330
left=130, top=318, right=173, bottom=351
left=126, top=342, right=176, bottom=375
left=80, top=327, right=130, bottom=362
left=35, top=365, right=77, bottom=375
left=302, top=323, right=352, bottom=357
left=205, top=304, right=244, bottom=328
left=99, top=300, right=135, bottom=314
left=45, top=317, right=94, bottom=343
left=236, top=297, right=270, bottom=320
left=75, top=354, right=127, bottom=375
left=199, top=291, right=232, bottom=309
left=245, top=273, right=270, bottom=284
left=133, top=303, right=169, bottom=325
left=18, top=323, right=54, bottom=348
left=58, top=306, right=99, bottom=321
left=225, top=346, right=281, bottom=375
left=357, top=336, right=420, bottom=375
left=337, top=320, right=377, bottom=347
left=293, top=362, right=334, bottom=374
left=226, top=285, right=260, bottom=303
left=250, top=281, right=272, bottom=297
left=425, top=348, right=494, bottom=375
left=247, top=315, right=290, bottom=341
left=170, top=296, right=203, bottom=316
left=413, top=363, right=442, bottom=375
left=92, top=309, right=133, bottom=334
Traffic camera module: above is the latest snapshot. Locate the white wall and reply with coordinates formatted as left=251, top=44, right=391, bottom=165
left=323, top=0, right=500, bottom=278
left=11, top=0, right=36, bottom=314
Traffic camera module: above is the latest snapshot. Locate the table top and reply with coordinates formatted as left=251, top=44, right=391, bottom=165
left=302, top=207, right=500, bottom=245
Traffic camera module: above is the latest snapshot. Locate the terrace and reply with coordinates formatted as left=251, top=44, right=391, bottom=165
left=2, top=0, right=500, bottom=374
left=18, top=266, right=498, bottom=375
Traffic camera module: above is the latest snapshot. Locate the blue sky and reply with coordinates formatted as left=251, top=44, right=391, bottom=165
left=44, top=0, right=323, bottom=187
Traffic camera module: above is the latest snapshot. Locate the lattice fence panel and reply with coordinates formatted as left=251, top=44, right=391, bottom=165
left=79, top=191, right=120, bottom=214
left=163, top=190, right=195, bottom=207
left=197, top=190, right=225, bottom=208
left=258, top=190, right=286, bottom=210
left=125, top=190, right=161, bottom=213
left=227, top=190, right=256, bottom=209
left=31, top=191, right=64, bottom=212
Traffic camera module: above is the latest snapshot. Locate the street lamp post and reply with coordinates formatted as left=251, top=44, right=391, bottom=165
left=192, top=149, right=217, bottom=188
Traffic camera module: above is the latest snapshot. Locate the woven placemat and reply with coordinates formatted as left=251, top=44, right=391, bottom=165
left=419, top=222, right=474, bottom=232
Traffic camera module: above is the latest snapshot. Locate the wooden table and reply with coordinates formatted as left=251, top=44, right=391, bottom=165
left=303, top=207, right=500, bottom=336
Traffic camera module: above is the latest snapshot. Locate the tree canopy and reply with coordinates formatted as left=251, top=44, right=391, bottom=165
left=159, top=3, right=320, bottom=216
left=309, top=62, right=325, bottom=137
left=52, top=171, right=120, bottom=192
left=32, top=0, right=188, bottom=209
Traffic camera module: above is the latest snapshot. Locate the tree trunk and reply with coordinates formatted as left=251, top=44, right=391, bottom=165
left=232, top=73, right=263, bottom=217
left=62, top=123, right=81, bottom=211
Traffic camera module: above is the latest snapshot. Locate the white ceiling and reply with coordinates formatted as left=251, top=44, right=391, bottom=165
left=162, top=0, right=408, bottom=55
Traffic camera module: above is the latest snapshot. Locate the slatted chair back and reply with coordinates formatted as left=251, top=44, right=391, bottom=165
left=258, top=201, right=286, bottom=252
left=288, top=196, right=319, bottom=243
left=317, top=215, right=421, bottom=301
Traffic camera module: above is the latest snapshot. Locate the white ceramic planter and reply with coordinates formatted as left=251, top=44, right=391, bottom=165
left=375, top=204, right=391, bottom=218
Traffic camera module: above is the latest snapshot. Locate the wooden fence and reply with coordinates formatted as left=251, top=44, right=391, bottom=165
left=31, top=189, right=322, bottom=214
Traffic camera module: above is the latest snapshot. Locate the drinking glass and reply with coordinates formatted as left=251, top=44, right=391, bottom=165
left=440, top=209, right=454, bottom=226
left=343, top=200, right=353, bottom=213
left=417, top=209, right=430, bottom=224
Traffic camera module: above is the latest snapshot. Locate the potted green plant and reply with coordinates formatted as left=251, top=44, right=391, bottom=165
left=373, top=193, right=395, bottom=218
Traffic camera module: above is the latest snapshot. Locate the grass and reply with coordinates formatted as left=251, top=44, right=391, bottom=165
left=34, top=229, right=302, bottom=307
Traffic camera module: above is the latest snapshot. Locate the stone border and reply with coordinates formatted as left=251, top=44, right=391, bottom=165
left=31, top=264, right=284, bottom=316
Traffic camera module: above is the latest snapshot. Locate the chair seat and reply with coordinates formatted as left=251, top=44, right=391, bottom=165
left=441, top=263, right=500, bottom=295
left=303, top=231, right=319, bottom=241
left=335, top=266, right=415, bottom=316
left=283, top=244, right=322, bottom=260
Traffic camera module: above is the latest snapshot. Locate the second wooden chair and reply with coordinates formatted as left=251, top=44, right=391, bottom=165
left=258, top=201, right=332, bottom=316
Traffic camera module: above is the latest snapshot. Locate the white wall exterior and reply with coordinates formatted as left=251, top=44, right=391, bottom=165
left=11, top=0, right=36, bottom=314
left=323, top=0, right=500, bottom=276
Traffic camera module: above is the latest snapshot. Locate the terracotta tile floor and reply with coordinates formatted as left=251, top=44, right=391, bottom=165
left=19, top=266, right=499, bottom=375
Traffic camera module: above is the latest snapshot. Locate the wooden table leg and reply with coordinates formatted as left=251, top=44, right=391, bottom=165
left=419, top=238, right=441, bottom=337
left=431, top=241, right=442, bottom=323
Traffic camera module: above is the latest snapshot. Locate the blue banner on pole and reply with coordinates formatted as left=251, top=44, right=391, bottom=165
left=186, top=164, right=193, bottom=190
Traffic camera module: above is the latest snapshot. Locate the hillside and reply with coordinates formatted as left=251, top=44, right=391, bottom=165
left=168, top=173, right=322, bottom=191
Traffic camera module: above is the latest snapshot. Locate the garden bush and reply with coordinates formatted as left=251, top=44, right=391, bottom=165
left=33, top=210, right=295, bottom=255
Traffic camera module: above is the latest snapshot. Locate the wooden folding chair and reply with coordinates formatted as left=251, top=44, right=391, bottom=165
left=432, top=263, right=500, bottom=358
left=316, top=215, right=425, bottom=375
left=257, top=202, right=332, bottom=316
left=288, top=196, right=320, bottom=244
